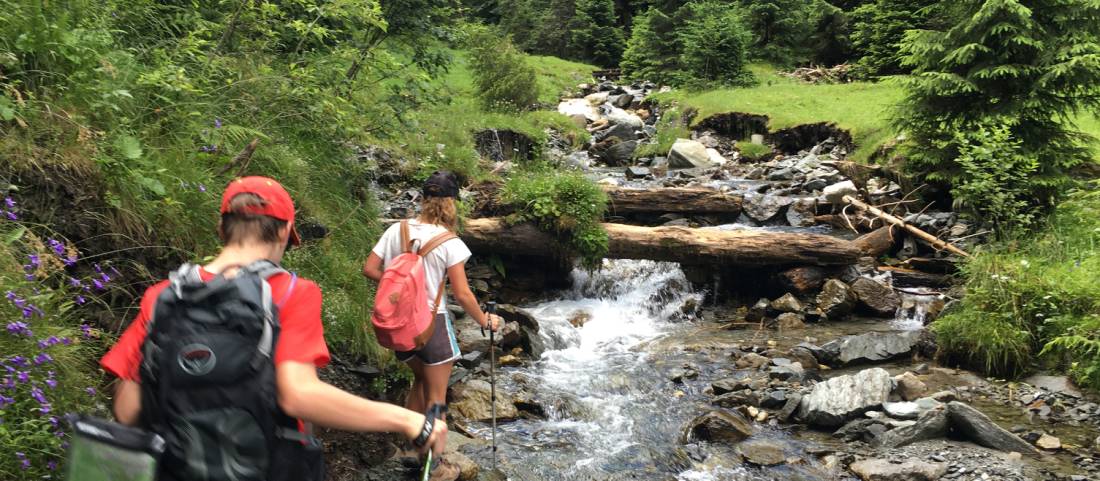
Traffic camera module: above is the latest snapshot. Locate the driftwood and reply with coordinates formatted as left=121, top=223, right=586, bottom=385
left=878, top=266, right=953, bottom=288
left=605, top=187, right=743, bottom=215
left=450, top=218, right=861, bottom=266
left=216, top=138, right=261, bottom=177
left=852, top=225, right=899, bottom=258
left=774, top=266, right=828, bottom=294
left=842, top=195, right=970, bottom=258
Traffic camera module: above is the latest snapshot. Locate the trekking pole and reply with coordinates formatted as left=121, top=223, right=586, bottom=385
left=483, top=301, right=498, bottom=471
left=420, top=403, right=446, bottom=481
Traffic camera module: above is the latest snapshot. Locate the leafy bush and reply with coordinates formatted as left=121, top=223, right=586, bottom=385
left=499, top=169, right=608, bottom=269
left=0, top=209, right=110, bottom=478
left=895, top=0, right=1100, bottom=224
left=934, top=185, right=1100, bottom=387
left=737, top=142, right=774, bottom=162
left=466, top=27, right=540, bottom=112
left=948, top=122, right=1040, bottom=232
left=621, top=3, right=755, bottom=88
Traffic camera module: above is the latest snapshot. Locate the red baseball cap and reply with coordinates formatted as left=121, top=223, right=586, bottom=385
left=220, top=176, right=301, bottom=246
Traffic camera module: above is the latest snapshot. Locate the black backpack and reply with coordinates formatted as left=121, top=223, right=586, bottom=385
left=138, top=261, right=323, bottom=481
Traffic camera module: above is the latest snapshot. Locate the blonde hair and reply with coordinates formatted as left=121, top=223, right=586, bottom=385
left=419, top=196, right=458, bottom=231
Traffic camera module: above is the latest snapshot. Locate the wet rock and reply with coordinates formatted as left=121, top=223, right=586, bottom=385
left=797, top=368, right=893, bottom=427
left=778, top=392, right=802, bottom=422
left=821, top=330, right=921, bottom=365
left=1035, top=434, right=1061, bottom=451
left=823, top=180, right=858, bottom=204
left=706, top=148, right=728, bottom=165
left=496, top=321, right=522, bottom=350
left=816, top=279, right=855, bottom=319
left=745, top=298, right=770, bottom=323
left=760, top=390, right=788, bottom=409
left=850, top=277, right=901, bottom=317
left=670, top=366, right=699, bottom=383
left=770, top=293, right=804, bottom=313
left=849, top=458, right=948, bottom=481
left=448, top=451, right=479, bottom=481
left=712, top=375, right=766, bottom=395
left=450, top=380, right=519, bottom=422
left=569, top=310, right=590, bottom=328
left=774, top=312, right=806, bottom=330
left=946, top=402, right=1038, bottom=455
left=738, top=438, right=788, bottom=466
left=835, top=418, right=880, bottom=442
left=734, top=352, right=769, bottom=369
left=458, top=351, right=484, bottom=369
left=796, top=342, right=832, bottom=365
left=680, top=410, right=756, bottom=444
left=498, top=354, right=522, bottom=367
left=1023, top=375, right=1083, bottom=398
left=598, top=120, right=639, bottom=142
left=873, top=406, right=949, bottom=448
left=785, top=346, right=819, bottom=371
left=744, top=193, right=794, bottom=222
left=712, top=391, right=761, bottom=408
left=883, top=402, right=921, bottom=420
left=496, top=305, right=543, bottom=358
left=668, top=139, right=715, bottom=169
left=895, top=372, right=928, bottom=401
left=769, top=361, right=805, bottom=381
left=625, top=166, right=652, bottom=180
left=787, top=198, right=818, bottom=227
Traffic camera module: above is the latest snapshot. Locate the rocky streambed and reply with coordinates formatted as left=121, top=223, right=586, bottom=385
left=357, top=78, right=1100, bottom=481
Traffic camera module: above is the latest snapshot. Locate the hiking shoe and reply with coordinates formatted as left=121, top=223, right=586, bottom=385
left=429, top=458, right=461, bottom=481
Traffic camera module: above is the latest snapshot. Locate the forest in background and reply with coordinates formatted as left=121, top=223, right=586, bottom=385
left=1, top=0, right=1099, bottom=478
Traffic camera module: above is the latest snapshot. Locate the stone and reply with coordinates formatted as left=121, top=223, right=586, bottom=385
left=569, top=310, right=590, bottom=328
left=761, top=390, right=788, bottom=409
left=1023, top=375, right=1083, bottom=398
left=668, top=139, right=715, bottom=169
left=712, top=391, right=761, bottom=408
left=769, top=362, right=804, bottom=381
left=738, top=438, right=788, bottom=466
left=735, top=352, right=770, bottom=370
left=598, top=140, right=640, bottom=166
left=605, top=107, right=643, bottom=128
left=785, top=347, right=819, bottom=371
left=1035, top=434, right=1061, bottom=451
left=495, top=305, right=543, bottom=357
left=705, top=148, right=728, bottom=165
left=883, top=402, right=921, bottom=420
left=625, top=166, right=651, bottom=180
left=450, top=380, right=519, bottom=422
left=821, top=330, right=921, bottom=365
left=849, top=458, right=948, bottom=481
left=746, top=298, right=770, bottom=323
left=584, top=91, right=610, bottom=105
left=744, top=193, right=794, bottom=222
left=873, top=407, right=949, bottom=448
left=448, top=451, right=479, bottom=481
left=816, top=279, right=856, bottom=319
left=670, top=367, right=698, bottom=383
left=498, top=354, right=522, bottom=367
left=946, top=402, right=1038, bottom=455
left=680, top=410, right=755, bottom=444
left=610, top=93, right=633, bottom=108
left=797, top=368, right=893, bottom=427
left=771, top=293, right=804, bottom=313
left=895, top=372, right=928, bottom=401
left=850, top=277, right=901, bottom=317
left=497, top=321, right=523, bottom=350
left=787, top=198, right=818, bottom=227
left=775, top=312, right=806, bottom=330
left=598, top=121, right=639, bottom=142
left=778, top=393, right=802, bottom=422
left=823, top=180, right=858, bottom=204
left=458, top=351, right=484, bottom=369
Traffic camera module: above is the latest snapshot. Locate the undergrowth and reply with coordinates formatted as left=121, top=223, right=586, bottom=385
left=934, top=183, right=1100, bottom=388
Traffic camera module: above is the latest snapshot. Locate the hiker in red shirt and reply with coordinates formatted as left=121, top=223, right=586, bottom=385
left=101, top=176, right=447, bottom=481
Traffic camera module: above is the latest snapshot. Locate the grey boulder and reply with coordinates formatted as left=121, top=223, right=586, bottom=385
left=797, top=368, right=893, bottom=427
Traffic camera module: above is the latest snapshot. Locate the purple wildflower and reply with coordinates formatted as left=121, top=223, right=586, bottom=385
left=15, top=452, right=29, bottom=470
left=40, top=403, right=51, bottom=414
left=24, top=273, right=34, bottom=281
left=69, top=277, right=82, bottom=288
left=0, top=395, right=13, bottom=407
left=33, top=353, right=53, bottom=365
left=2, top=377, right=13, bottom=389
left=64, top=254, right=78, bottom=266
left=9, top=356, right=27, bottom=367
left=27, top=254, right=40, bottom=268
left=48, top=416, right=59, bottom=427
left=85, top=387, right=96, bottom=396
left=48, top=461, right=58, bottom=471
left=4, top=211, right=17, bottom=220
left=4, top=197, right=14, bottom=208
left=75, top=295, right=86, bottom=305
left=45, top=378, right=57, bottom=389
left=4, top=291, right=14, bottom=300
left=101, top=272, right=112, bottom=283
left=6, top=321, right=30, bottom=336
left=94, top=263, right=102, bottom=273
left=80, top=323, right=92, bottom=338
left=199, top=183, right=207, bottom=193
left=214, top=118, right=222, bottom=128
left=48, top=239, right=65, bottom=256
left=92, top=278, right=104, bottom=290
left=31, top=387, right=47, bottom=404
left=16, top=371, right=28, bottom=383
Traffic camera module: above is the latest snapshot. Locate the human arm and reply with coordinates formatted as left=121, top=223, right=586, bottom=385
left=447, top=262, right=500, bottom=331
left=276, top=361, right=447, bottom=455
left=363, top=252, right=384, bottom=282
left=112, top=380, right=142, bottom=426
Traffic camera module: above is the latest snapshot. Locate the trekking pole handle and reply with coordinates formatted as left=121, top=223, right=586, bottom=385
left=481, top=301, right=497, bottom=337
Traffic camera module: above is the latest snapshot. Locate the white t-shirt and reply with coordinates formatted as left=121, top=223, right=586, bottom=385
left=371, top=220, right=472, bottom=314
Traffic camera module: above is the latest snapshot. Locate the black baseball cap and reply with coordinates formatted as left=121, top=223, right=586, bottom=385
left=423, top=170, right=459, bottom=198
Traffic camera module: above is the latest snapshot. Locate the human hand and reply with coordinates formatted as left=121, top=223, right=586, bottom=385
left=482, top=313, right=502, bottom=332
left=408, top=414, right=448, bottom=458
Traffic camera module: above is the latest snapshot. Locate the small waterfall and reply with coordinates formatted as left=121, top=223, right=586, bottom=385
left=892, top=289, right=946, bottom=331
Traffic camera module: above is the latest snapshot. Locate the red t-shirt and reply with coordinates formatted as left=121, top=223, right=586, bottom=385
left=101, top=268, right=330, bottom=381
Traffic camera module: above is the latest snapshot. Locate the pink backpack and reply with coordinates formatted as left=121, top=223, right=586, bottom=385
left=371, top=220, right=457, bottom=351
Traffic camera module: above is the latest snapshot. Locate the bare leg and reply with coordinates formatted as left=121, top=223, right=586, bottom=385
left=422, top=361, right=454, bottom=421
left=405, top=358, right=428, bottom=414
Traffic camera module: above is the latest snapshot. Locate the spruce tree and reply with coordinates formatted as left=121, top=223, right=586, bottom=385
left=897, top=0, right=1100, bottom=209
left=569, top=0, right=626, bottom=66
left=620, top=8, right=681, bottom=83
left=850, top=0, right=939, bottom=77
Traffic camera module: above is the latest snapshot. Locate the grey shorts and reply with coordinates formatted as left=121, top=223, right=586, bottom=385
left=395, top=312, right=461, bottom=366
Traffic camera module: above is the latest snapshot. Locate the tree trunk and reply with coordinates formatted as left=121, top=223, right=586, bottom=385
left=605, top=187, right=743, bottom=215
left=852, top=225, right=899, bottom=258
left=774, top=266, right=828, bottom=294
left=456, top=218, right=861, bottom=266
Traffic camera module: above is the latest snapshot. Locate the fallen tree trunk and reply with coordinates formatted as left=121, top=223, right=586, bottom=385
left=604, top=187, right=743, bottom=215
left=853, top=225, right=899, bottom=258
left=449, top=218, right=860, bottom=266
left=842, top=195, right=970, bottom=258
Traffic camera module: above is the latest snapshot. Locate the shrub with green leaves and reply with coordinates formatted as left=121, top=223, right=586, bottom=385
left=499, top=169, right=608, bottom=269
left=466, top=27, right=540, bottom=112
left=934, top=184, right=1100, bottom=387
left=948, top=121, right=1040, bottom=232
left=895, top=0, right=1100, bottom=223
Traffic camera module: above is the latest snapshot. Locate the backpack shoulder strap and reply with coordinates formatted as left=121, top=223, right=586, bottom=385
left=400, top=220, right=415, bottom=254
left=418, top=230, right=458, bottom=257
left=242, top=260, right=287, bottom=279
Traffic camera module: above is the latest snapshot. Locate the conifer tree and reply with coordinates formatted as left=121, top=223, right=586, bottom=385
left=569, top=0, right=626, bottom=66
left=897, top=0, right=1100, bottom=208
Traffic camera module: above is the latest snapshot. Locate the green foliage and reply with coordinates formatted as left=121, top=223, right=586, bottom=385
left=500, top=169, right=609, bottom=269
left=569, top=0, right=625, bottom=67
left=635, top=108, right=689, bottom=158
left=466, top=27, right=540, bottom=112
left=621, top=4, right=755, bottom=88
left=0, top=222, right=110, bottom=478
left=949, top=121, right=1040, bottom=233
left=850, top=0, right=939, bottom=77
left=734, top=0, right=817, bottom=64
left=935, top=185, right=1100, bottom=388
left=737, top=141, right=774, bottom=161
left=895, top=0, right=1100, bottom=217
left=808, top=2, right=855, bottom=66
